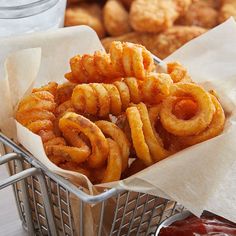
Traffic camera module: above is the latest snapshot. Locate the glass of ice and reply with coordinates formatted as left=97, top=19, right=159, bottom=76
left=0, top=0, right=67, bottom=37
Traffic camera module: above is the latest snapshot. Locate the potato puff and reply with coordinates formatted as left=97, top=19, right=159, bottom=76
left=174, top=0, right=193, bottom=15
left=102, top=26, right=206, bottom=59
left=103, top=0, right=132, bottom=37
left=177, top=0, right=218, bottom=28
left=130, top=0, right=178, bottom=33
left=153, top=26, right=207, bottom=59
left=64, top=3, right=106, bottom=38
left=219, top=0, right=236, bottom=23
left=120, top=0, right=134, bottom=8
left=204, top=0, right=221, bottom=9
left=129, top=0, right=192, bottom=33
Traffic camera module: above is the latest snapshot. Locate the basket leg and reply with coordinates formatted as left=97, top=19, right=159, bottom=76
left=15, top=159, right=35, bottom=236
left=36, top=170, right=58, bottom=236
left=0, top=154, right=35, bottom=236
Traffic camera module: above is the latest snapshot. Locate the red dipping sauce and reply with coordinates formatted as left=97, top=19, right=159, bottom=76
left=159, top=214, right=236, bottom=236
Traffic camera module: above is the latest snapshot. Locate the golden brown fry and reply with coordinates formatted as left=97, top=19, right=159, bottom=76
left=101, top=138, right=122, bottom=183
left=95, top=120, right=130, bottom=172
left=177, top=0, right=218, bottom=28
left=103, top=0, right=131, bottom=37
left=129, top=0, right=192, bottom=33
left=160, top=83, right=215, bottom=136
left=178, top=95, right=225, bottom=147
left=64, top=3, right=106, bottom=38
left=123, top=77, right=141, bottom=104
left=167, top=62, right=192, bottom=83
left=126, top=106, right=153, bottom=166
left=141, top=73, right=173, bottom=105
left=32, top=82, right=58, bottom=97
left=59, top=112, right=109, bottom=168
left=59, top=161, right=91, bottom=178
left=55, top=82, right=76, bottom=105
left=136, top=103, right=170, bottom=162
left=66, top=41, right=154, bottom=83
left=55, top=100, right=75, bottom=116
left=101, top=26, right=206, bottom=59
left=71, top=75, right=171, bottom=117
left=219, top=0, right=236, bottom=23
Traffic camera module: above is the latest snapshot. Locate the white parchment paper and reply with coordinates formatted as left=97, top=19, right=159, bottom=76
left=0, top=20, right=236, bottom=223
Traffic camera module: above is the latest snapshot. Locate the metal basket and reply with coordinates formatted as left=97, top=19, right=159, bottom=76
left=0, top=132, right=183, bottom=236
left=0, top=54, right=184, bottom=235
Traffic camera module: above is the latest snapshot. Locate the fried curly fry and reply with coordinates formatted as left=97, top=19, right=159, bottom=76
left=137, top=103, right=170, bottom=162
left=58, top=161, right=91, bottom=178
left=130, top=0, right=192, bottom=33
left=126, top=106, right=153, bottom=166
left=103, top=0, right=131, bottom=37
left=32, top=82, right=58, bottom=97
left=167, top=62, right=192, bottom=83
left=95, top=120, right=130, bottom=172
left=160, top=83, right=215, bottom=136
left=172, top=97, right=198, bottom=120
left=16, top=86, right=91, bottom=169
left=55, top=82, right=76, bottom=105
left=72, top=75, right=172, bottom=116
left=59, top=112, right=109, bottom=168
left=65, top=41, right=154, bottom=83
left=178, top=95, right=225, bottom=147
left=101, top=138, right=122, bottom=183
left=141, top=73, right=173, bottom=105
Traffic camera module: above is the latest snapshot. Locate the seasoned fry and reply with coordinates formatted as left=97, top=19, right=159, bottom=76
left=126, top=106, right=153, bottom=166
left=55, top=82, right=76, bottom=105
left=160, top=83, right=215, bottom=136
left=32, top=82, right=58, bottom=97
left=101, top=138, right=122, bottom=183
left=178, top=95, right=225, bottom=147
left=71, top=75, right=172, bottom=117
left=167, top=62, right=192, bottom=83
left=141, top=73, right=173, bottom=105
left=103, top=0, right=131, bottom=36
left=65, top=41, right=154, bottom=83
left=59, top=112, right=109, bottom=168
left=95, top=120, right=130, bottom=172
left=16, top=84, right=92, bottom=167
left=16, top=41, right=226, bottom=184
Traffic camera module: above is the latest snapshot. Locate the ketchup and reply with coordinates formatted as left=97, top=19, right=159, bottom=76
left=159, top=214, right=236, bottom=236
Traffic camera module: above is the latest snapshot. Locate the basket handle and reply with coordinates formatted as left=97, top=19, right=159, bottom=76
left=0, top=153, right=57, bottom=236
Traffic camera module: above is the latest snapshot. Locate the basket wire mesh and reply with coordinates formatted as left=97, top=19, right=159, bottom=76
left=0, top=132, right=183, bottom=236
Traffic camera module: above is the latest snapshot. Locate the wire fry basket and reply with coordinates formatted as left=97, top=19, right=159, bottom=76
left=0, top=132, right=183, bottom=236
